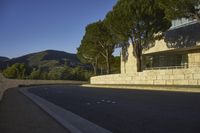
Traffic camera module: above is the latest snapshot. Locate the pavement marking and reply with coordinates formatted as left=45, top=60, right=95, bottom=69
left=97, top=102, right=101, bottom=104
left=96, top=99, right=117, bottom=104
left=107, top=100, right=111, bottom=103
left=86, top=103, right=91, bottom=105
left=20, top=88, right=112, bottom=133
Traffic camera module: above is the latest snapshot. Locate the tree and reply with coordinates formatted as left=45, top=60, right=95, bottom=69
left=158, top=0, right=200, bottom=22
left=29, top=69, right=42, bottom=79
left=3, top=66, right=17, bottom=79
left=48, top=66, right=72, bottom=80
left=77, top=34, right=99, bottom=75
left=105, top=0, right=171, bottom=72
left=92, top=21, right=117, bottom=74
left=78, top=21, right=116, bottom=74
left=3, top=63, right=31, bottom=79
left=61, top=66, right=72, bottom=80
left=110, top=56, right=120, bottom=74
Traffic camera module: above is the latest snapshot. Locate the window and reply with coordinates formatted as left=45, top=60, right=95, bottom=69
left=170, top=18, right=196, bottom=29
left=143, top=53, right=188, bottom=70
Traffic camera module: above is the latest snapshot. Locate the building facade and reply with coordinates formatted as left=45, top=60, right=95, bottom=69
left=91, top=20, right=200, bottom=85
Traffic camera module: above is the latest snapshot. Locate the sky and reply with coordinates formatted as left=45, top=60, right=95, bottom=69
left=0, top=0, right=118, bottom=58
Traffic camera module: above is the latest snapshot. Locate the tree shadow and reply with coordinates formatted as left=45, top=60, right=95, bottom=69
left=164, top=23, right=200, bottom=48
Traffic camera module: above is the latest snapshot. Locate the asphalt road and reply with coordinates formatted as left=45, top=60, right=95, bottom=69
left=29, top=85, right=200, bottom=133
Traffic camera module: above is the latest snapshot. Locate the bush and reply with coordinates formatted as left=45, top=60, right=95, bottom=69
left=48, top=67, right=71, bottom=80
left=29, top=70, right=42, bottom=79
left=3, top=63, right=32, bottom=79
left=69, top=66, right=93, bottom=81
left=3, top=66, right=17, bottom=78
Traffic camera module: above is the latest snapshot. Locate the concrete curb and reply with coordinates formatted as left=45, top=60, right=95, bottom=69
left=20, top=87, right=112, bottom=133
left=82, top=84, right=200, bottom=93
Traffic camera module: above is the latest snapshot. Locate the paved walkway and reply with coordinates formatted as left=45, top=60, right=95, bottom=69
left=0, top=88, right=69, bottom=133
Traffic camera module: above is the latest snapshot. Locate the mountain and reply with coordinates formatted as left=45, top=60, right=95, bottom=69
left=0, top=56, right=9, bottom=62
left=0, top=50, right=85, bottom=70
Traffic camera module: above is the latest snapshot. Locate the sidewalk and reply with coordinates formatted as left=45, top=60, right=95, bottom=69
left=82, top=84, right=200, bottom=93
left=0, top=88, right=69, bottom=133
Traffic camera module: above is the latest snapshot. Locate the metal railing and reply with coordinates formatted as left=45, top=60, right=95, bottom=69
left=144, top=65, right=187, bottom=70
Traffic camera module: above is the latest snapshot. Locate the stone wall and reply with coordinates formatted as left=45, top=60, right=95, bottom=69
left=93, top=47, right=200, bottom=86
left=91, top=68, right=200, bottom=85
left=0, top=73, right=86, bottom=101
left=121, top=44, right=137, bottom=74
left=188, top=50, right=200, bottom=68
left=121, top=40, right=173, bottom=74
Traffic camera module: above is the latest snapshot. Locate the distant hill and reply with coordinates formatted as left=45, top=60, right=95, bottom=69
left=0, top=50, right=86, bottom=70
left=0, top=56, right=9, bottom=62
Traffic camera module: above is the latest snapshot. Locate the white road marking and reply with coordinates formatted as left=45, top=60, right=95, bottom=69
left=86, top=103, right=91, bottom=105
left=100, top=99, right=117, bottom=104
left=107, top=100, right=111, bottom=103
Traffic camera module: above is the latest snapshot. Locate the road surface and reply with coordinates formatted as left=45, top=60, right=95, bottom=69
left=29, top=85, right=200, bottom=133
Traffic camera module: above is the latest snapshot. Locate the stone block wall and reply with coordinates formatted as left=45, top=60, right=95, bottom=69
left=188, top=50, right=200, bottom=68
left=91, top=68, right=200, bottom=85
left=121, top=39, right=176, bottom=74
left=121, top=44, right=137, bottom=74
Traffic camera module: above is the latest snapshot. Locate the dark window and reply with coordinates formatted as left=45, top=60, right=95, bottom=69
left=143, top=53, right=188, bottom=70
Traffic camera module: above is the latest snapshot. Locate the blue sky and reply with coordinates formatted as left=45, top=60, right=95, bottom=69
left=0, top=0, right=117, bottom=58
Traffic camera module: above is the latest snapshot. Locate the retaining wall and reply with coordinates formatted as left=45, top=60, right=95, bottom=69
left=91, top=67, right=200, bottom=86
left=0, top=73, right=86, bottom=101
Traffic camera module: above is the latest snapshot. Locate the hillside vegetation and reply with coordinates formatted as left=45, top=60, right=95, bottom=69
left=1, top=50, right=120, bottom=81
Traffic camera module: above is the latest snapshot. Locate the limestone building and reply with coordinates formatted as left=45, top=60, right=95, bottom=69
left=91, top=19, right=200, bottom=85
